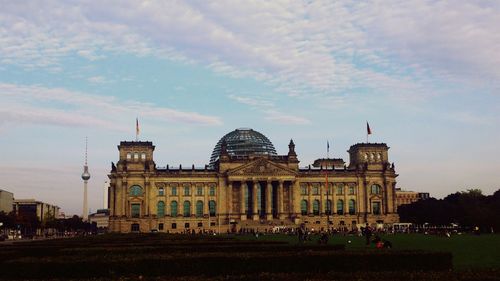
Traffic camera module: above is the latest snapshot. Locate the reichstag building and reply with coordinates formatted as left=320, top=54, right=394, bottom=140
left=108, top=128, right=399, bottom=233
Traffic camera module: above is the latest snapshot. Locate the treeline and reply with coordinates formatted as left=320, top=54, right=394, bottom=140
left=398, top=189, right=500, bottom=232
left=0, top=211, right=95, bottom=235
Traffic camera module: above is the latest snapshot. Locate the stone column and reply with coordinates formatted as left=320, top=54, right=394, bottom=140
left=307, top=183, right=312, bottom=215
left=320, top=183, right=325, bottom=215
left=278, top=181, right=284, bottom=219
left=109, top=182, right=115, bottom=216
left=190, top=183, right=195, bottom=217
left=266, top=181, right=272, bottom=220
left=144, top=178, right=150, bottom=216
left=227, top=181, right=233, bottom=217
left=252, top=181, right=259, bottom=220
left=203, top=183, right=209, bottom=216
left=240, top=182, right=246, bottom=221
left=121, top=178, right=127, bottom=217
left=292, top=181, right=301, bottom=219
left=226, top=179, right=233, bottom=219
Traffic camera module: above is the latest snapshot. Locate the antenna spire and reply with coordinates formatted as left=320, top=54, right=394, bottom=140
left=85, top=136, right=88, bottom=165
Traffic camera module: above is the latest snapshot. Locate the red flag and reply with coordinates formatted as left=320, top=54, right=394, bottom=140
left=367, top=122, right=372, bottom=135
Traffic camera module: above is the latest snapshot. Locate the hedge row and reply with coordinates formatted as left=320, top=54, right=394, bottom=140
left=1, top=251, right=452, bottom=279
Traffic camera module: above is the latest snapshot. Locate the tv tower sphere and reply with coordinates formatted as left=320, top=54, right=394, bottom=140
left=82, top=167, right=91, bottom=181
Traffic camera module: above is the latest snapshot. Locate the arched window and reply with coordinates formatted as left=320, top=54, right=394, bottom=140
left=170, top=201, right=178, bottom=217
left=301, top=200, right=308, bottom=215
left=371, top=184, right=381, bottom=195
left=325, top=200, right=332, bottom=215
left=209, top=200, right=216, bottom=216
left=313, top=199, right=320, bottom=215
left=184, top=185, right=190, bottom=196
left=157, top=201, right=165, bottom=218
left=183, top=201, right=191, bottom=217
left=337, top=199, right=344, bottom=215
left=126, top=153, right=131, bottom=160
left=349, top=199, right=356, bottom=215
left=130, top=185, right=143, bottom=196
left=196, top=200, right=203, bottom=217
left=158, top=187, right=164, bottom=196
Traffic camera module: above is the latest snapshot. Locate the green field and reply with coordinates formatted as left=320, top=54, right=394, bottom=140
left=237, top=233, right=500, bottom=270
left=0, top=233, right=499, bottom=280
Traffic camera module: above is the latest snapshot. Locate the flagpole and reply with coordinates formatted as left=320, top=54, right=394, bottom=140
left=136, top=118, right=139, bottom=142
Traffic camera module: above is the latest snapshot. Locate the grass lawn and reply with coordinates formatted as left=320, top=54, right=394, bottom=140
left=235, top=233, right=500, bottom=270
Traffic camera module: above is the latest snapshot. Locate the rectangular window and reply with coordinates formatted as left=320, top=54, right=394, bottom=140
left=312, top=184, right=319, bottom=195
left=209, top=185, right=216, bottom=196
left=171, top=223, right=177, bottom=229
left=158, top=223, right=164, bottom=231
left=336, top=184, right=344, bottom=195
left=348, top=185, right=355, bottom=195
left=197, top=222, right=203, bottom=227
left=131, top=223, right=140, bottom=232
left=184, top=223, right=190, bottom=229
left=131, top=203, right=140, bottom=218
left=171, top=186, right=177, bottom=196
left=372, top=202, right=381, bottom=215
left=197, top=186, right=203, bottom=196
left=184, top=185, right=190, bottom=196
left=159, top=188, right=164, bottom=196
left=300, top=184, right=308, bottom=195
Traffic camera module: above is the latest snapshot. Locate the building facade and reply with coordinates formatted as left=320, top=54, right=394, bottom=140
left=395, top=188, right=430, bottom=210
left=13, top=199, right=60, bottom=224
left=89, top=209, right=110, bottom=229
left=0, top=189, right=14, bottom=213
left=108, top=128, right=399, bottom=233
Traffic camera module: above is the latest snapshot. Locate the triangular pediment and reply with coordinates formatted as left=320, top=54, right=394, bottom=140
left=227, top=158, right=297, bottom=177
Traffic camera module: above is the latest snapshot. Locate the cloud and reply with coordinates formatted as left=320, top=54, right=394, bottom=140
left=0, top=83, right=223, bottom=129
left=264, top=111, right=311, bottom=125
left=87, top=76, right=109, bottom=84
left=228, top=94, right=310, bottom=125
left=0, top=1, right=499, bottom=100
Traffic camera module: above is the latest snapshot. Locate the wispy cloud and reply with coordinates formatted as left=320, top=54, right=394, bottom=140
left=1, top=1, right=498, bottom=100
left=87, top=76, right=110, bottom=84
left=228, top=94, right=310, bottom=125
left=0, top=83, right=223, bottom=129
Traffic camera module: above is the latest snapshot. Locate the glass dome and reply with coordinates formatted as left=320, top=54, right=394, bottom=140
left=209, top=128, right=277, bottom=166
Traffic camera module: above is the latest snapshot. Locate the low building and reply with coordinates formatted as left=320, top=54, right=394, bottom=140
left=0, top=189, right=14, bottom=213
left=13, top=199, right=60, bottom=224
left=395, top=188, right=429, bottom=210
left=89, top=209, right=109, bottom=229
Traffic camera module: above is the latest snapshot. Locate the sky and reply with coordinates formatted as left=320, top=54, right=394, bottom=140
left=1, top=1, right=499, bottom=216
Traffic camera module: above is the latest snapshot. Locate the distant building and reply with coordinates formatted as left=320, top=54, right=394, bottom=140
left=0, top=189, right=14, bottom=213
left=418, top=192, right=430, bottom=200
left=89, top=209, right=109, bottom=229
left=13, top=199, right=60, bottom=224
left=395, top=188, right=430, bottom=210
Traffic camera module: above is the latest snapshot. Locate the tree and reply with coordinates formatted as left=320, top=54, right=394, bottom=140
left=398, top=188, right=500, bottom=232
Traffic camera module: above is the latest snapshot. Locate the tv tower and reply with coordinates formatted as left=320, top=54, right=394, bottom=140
left=81, top=137, right=90, bottom=221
